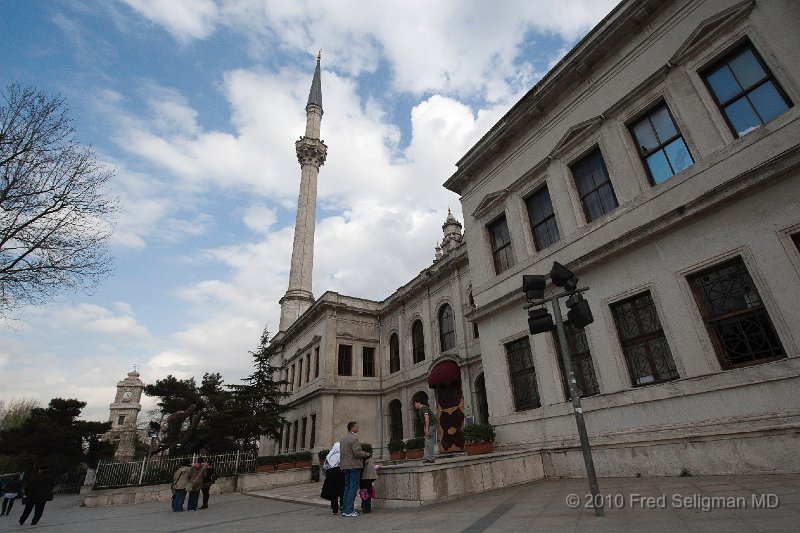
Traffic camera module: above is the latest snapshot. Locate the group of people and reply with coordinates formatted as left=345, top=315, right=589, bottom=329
left=320, top=400, right=438, bottom=517
left=1, top=468, right=55, bottom=526
left=171, top=458, right=218, bottom=512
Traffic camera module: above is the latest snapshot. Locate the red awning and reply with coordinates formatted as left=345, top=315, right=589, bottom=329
left=428, top=360, right=461, bottom=387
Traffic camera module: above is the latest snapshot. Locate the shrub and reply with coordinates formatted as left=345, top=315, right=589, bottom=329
left=255, top=455, right=276, bottom=467
left=387, top=440, right=405, bottom=453
left=463, top=423, right=495, bottom=444
left=405, top=437, right=425, bottom=450
left=361, top=443, right=373, bottom=454
left=295, top=451, right=313, bottom=462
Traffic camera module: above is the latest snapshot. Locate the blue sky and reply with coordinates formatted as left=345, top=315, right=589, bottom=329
left=0, top=0, right=618, bottom=422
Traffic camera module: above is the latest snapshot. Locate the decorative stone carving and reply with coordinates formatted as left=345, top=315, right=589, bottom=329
left=295, top=136, right=328, bottom=167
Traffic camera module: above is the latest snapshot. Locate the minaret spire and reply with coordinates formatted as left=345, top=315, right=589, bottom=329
left=278, top=54, right=328, bottom=335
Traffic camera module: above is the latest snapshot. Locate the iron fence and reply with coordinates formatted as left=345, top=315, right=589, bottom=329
left=93, top=450, right=256, bottom=490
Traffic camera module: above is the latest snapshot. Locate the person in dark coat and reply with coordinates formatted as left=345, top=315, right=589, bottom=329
left=199, top=459, right=218, bottom=509
left=18, top=468, right=54, bottom=526
left=320, top=442, right=345, bottom=514
left=2, top=473, right=22, bottom=516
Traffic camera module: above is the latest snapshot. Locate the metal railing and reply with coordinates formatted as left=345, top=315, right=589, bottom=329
left=93, top=450, right=256, bottom=490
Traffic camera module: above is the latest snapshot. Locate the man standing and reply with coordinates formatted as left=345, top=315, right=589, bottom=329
left=340, top=421, right=371, bottom=517
left=18, top=467, right=54, bottom=526
left=414, top=399, right=439, bottom=464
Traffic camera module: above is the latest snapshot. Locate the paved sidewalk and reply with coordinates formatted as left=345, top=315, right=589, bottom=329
left=1, top=474, right=798, bottom=532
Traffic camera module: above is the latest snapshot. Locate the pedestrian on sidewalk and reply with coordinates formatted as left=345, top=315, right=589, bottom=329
left=340, top=422, right=371, bottom=517
left=171, top=460, right=191, bottom=512
left=320, top=442, right=344, bottom=514
left=186, top=461, right=206, bottom=511
left=414, top=399, right=439, bottom=463
left=359, top=456, right=378, bottom=513
left=2, top=473, right=22, bottom=516
left=18, top=467, right=54, bottom=526
left=200, top=458, right=217, bottom=509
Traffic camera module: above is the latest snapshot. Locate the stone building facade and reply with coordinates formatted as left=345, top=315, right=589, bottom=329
left=265, top=0, right=800, bottom=475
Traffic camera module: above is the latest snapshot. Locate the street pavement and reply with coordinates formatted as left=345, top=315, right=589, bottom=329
left=1, top=473, right=798, bottom=532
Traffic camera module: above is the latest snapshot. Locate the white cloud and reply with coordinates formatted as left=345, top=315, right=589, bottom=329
left=121, top=0, right=219, bottom=42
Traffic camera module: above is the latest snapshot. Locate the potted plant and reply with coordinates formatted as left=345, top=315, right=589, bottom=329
left=404, top=437, right=425, bottom=459
left=294, top=451, right=313, bottom=468
left=463, top=423, right=495, bottom=455
left=256, top=455, right=278, bottom=472
left=387, top=439, right=405, bottom=461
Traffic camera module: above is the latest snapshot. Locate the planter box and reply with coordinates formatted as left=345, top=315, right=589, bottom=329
left=294, top=461, right=312, bottom=469
left=389, top=451, right=406, bottom=461
left=256, top=464, right=277, bottom=472
left=464, top=442, right=494, bottom=456
left=277, top=462, right=295, bottom=470
left=405, top=449, right=424, bottom=459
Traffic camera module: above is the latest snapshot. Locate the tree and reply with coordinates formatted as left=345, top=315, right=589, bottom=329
left=0, top=397, right=40, bottom=431
left=0, top=398, right=113, bottom=472
left=0, top=83, right=116, bottom=317
left=226, top=328, right=289, bottom=452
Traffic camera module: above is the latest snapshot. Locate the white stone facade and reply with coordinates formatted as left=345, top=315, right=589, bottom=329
left=266, top=0, right=800, bottom=476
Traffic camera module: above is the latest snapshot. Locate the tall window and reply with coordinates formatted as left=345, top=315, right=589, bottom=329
left=362, top=346, right=375, bottom=377
left=439, top=304, right=456, bottom=352
left=117, top=415, right=125, bottom=425
left=630, top=103, right=693, bottom=184
left=314, top=346, right=320, bottom=378
left=552, top=323, right=599, bottom=398
left=389, top=400, right=403, bottom=441
left=475, top=374, right=489, bottom=424
left=389, top=333, right=400, bottom=373
left=488, top=215, right=514, bottom=274
left=305, top=353, right=311, bottom=382
left=309, top=414, right=316, bottom=449
left=473, top=323, right=479, bottom=339
left=412, top=391, right=429, bottom=437
left=292, top=420, right=299, bottom=451
left=505, top=337, right=541, bottom=411
left=289, top=365, right=295, bottom=391
left=571, top=148, right=618, bottom=222
left=702, top=42, right=791, bottom=138
left=611, top=291, right=679, bottom=386
left=337, top=344, right=352, bottom=376
left=688, top=257, right=785, bottom=369
left=300, top=417, right=307, bottom=449
left=411, top=320, right=425, bottom=364
left=283, top=422, right=290, bottom=451
left=525, top=186, right=560, bottom=250
left=297, top=358, right=303, bottom=386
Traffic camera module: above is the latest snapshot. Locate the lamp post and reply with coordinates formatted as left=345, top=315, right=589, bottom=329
left=523, top=262, right=604, bottom=517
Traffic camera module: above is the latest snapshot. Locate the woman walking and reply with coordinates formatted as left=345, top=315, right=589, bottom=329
left=320, top=443, right=344, bottom=514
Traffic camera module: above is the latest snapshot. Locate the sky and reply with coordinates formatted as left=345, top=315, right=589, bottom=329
left=0, top=0, right=619, bottom=423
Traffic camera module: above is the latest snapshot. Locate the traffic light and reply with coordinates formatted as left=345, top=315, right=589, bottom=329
left=566, top=293, right=594, bottom=329
left=550, top=261, right=578, bottom=292
left=528, top=307, right=555, bottom=334
left=522, top=274, right=546, bottom=301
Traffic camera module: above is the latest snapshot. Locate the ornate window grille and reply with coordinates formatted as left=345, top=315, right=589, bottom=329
left=505, top=337, right=541, bottom=411
left=688, top=257, right=785, bottom=369
left=611, top=291, right=679, bottom=386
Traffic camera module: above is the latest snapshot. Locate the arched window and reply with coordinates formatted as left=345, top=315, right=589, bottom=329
left=389, top=333, right=400, bottom=373
left=411, top=320, right=425, bottom=364
left=389, top=399, right=403, bottom=441
left=412, top=391, right=429, bottom=437
left=439, top=304, right=456, bottom=352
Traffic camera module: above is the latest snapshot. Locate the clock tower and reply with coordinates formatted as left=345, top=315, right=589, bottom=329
left=106, top=370, right=144, bottom=461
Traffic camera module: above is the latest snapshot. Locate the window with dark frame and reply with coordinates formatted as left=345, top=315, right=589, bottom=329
left=488, top=215, right=514, bottom=274
left=292, top=419, right=299, bottom=451
left=298, top=359, right=303, bottom=386
left=412, top=320, right=425, bottom=364
left=289, top=365, right=295, bottom=391
left=702, top=41, right=791, bottom=138
left=362, top=346, right=375, bottom=377
left=552, top=322, right=600, bottom=399
left=118, top=415, right=125, bottom=425
left=611, top=291, right=679, bottom=387
left=504, top=337, right=541, bottom=411
left=688, top=257, right=785, bottom=369
left=309, top=414, right=316, bottom=449
left=525, top=186, right=560, bottom=250
left=571, top=148, right=619, bottom=223
left=300, top=417, right=307, bottom=449
left=473, top=322, right=479, bottom=339
left=389, top=400, right=403, bottom=441
left=389, top=333, right=400, bottom=373
left=439, top=304, right=456, bottom=352
left=337, top=344, right=352, bottom=376
left=629, top=103, right=694, bottom=184
left=412, top=391, right=429, bottom=437
left=792, top=232, right=800, bottom=253
left=305, top=353, right=311, bottom=382
left=314, top=346, right=320, bottom=378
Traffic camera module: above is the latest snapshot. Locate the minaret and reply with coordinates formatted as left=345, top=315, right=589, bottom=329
left=278, top=52, right=328, bottom=334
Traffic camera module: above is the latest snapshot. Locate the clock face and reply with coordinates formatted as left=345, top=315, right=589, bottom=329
left=122, top=391, right=132, bottom=401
